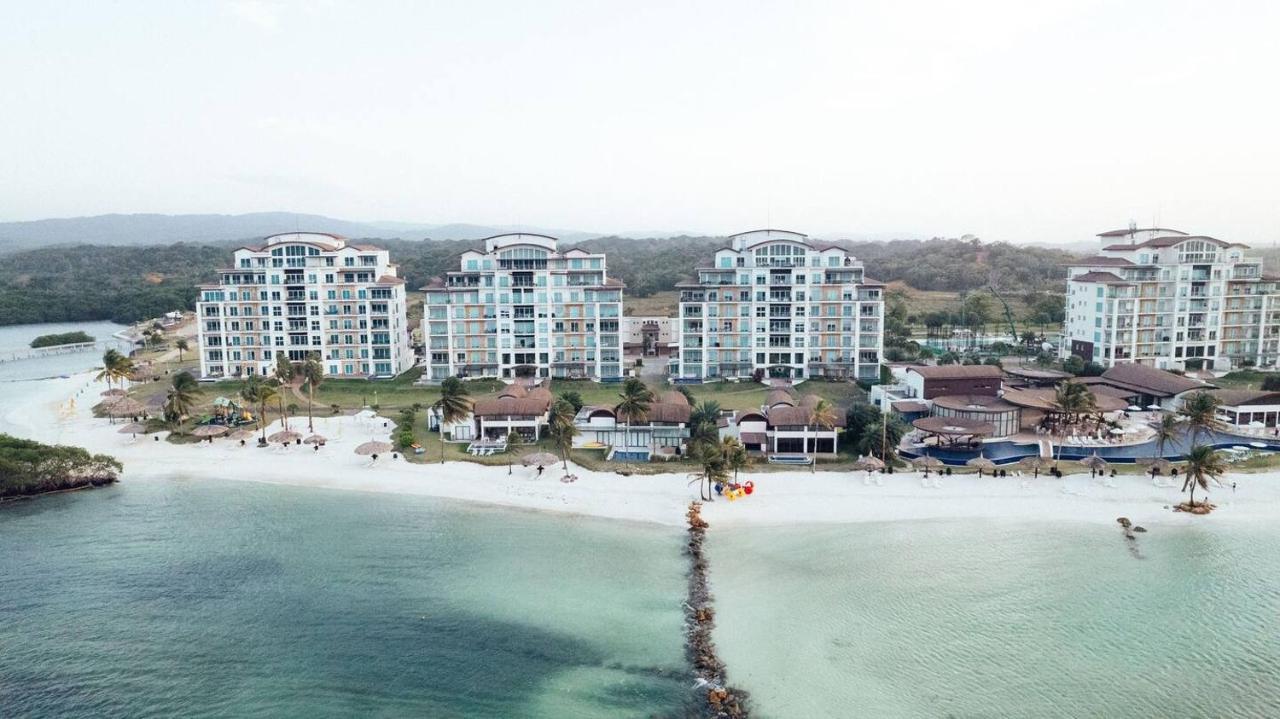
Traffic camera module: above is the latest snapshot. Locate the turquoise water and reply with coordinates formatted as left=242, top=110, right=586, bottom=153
left=0, top=321, right=130, bottom=381
left=709, top=520, right=1280, bottom=718
left=0, top=480, right=689, bottom=717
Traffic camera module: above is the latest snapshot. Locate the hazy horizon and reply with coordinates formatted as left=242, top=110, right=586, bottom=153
left=4, top=1, right=1279, bottom=245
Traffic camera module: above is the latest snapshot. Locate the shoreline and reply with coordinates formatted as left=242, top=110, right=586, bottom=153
left=4, top=371, right=1279, bottom=529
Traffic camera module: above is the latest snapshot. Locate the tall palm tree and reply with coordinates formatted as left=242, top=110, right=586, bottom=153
left=721, top=436, right=750, bottom=482
left=808, top=399, right=837, bottom=473
left=434, top=377, right=471, bottom=463
left=273, top=355, right=296, bottom=430
left=1181, top=444, right=1226, bottom=509
left=548, top=399, right=578, bottom=472
left=505, top=429, right=523, bottom=475
left=1052, top=381, right=1096, bottom=465
left=300, top=353, right=323, bottom=432
left=164, top=371, right=198, bottom=426
left=175, top=338, right=189, bottom=363
left=688, top=442, right=729, bottom=501
left=1179, top=391, right=1222, bottom=446
left=1152, top=413, right=1180, bottom=460
left=97, top=349, right=124, bottom=391
left=615, top=378, right=654, bottom=461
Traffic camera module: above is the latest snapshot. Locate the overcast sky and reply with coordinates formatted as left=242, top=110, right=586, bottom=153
left=3, top=0, right=1278, bottom=245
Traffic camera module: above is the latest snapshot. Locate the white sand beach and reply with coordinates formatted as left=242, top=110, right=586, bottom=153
left=7, top=372, right=1279, bottom=529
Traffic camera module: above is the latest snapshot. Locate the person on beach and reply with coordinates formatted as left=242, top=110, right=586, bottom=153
left=536, top=464, right=544, bottom=478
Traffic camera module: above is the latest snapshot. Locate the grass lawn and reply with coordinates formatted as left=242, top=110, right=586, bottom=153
left=1214, top=369, right=1280, bottom=390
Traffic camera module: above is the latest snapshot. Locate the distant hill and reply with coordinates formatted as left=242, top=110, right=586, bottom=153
left=0, top=213, right=602, bottom=252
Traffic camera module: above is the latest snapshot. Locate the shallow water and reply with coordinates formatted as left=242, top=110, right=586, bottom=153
left=0, top=479, right=689, bottom=717
left=709, top=519, right=1280, bottom=718
left=0, top=321, right=131, bottom=381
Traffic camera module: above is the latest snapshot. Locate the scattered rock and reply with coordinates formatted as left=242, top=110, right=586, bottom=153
left=1116, top=517, right=1132, bottom=528
left=1133, top=526, right=1147, bottom=533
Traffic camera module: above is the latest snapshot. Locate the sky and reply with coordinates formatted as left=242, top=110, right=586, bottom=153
left=2, top=0, right=1279, bottom=245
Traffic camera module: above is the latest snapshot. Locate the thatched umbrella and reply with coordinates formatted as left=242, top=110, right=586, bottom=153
left=853, top=455, right=885, bottom=472
left=966, top=456, right=997, bottom=476
left=911, top=455, right=944, bottom=476
left=303, top=434, right=327, bottom=445
left=1080, top=454, right=1109, bottom=473
left=117, top=421, right=148, bottom=436
left=193, top=425, right=229, bottom=439
left=355, top=440, right=393, bottom=457
left=229, top=429, right=256, bottom=443
left=1137, top=456, right=1172, bottom=475
left=1018, top=456, right=1050, bottom=478
left=268, top=430, right=302, bottom=445
left=521, top=451, right=559, bottom=467
left=101, top=388, right=128, bottom=398
left=105, top=397, right=147, bottom=418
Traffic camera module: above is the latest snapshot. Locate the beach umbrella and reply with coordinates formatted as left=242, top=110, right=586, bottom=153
left=303, top=434, right=327, bottom=445
left=911, top=456, right=944, bottom=476
left=229, top=429, right=256, bottom=442
left=1126, top=405, right=1143, bottom=412
left=101, top=388, right=128, bottom=398
left=1250, top=441, right=1268, bottom=449
left=105, top=397, right=146, bottom=417
left=852, top=455, right=885, bottom=471
left=1080, top=454, right=1109, bottom=471
left=965, top=456, right=996, bottom=475
left=268, top=430, right=302, bottom=444
left=192, top=425, right=229, bottom=438
left=522, top=451, right=559, bottom=467
left=117, top=421, right=148, bottom=435
left=1018, top=456, right=1050, bottom=477
left=1146, top=404, right=1163, bottom=411
left=1137, top=457, right=1172, bottom=474
left=355, top=440, right=393, bottom=456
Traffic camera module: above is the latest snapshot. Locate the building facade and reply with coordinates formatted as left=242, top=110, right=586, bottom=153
left=421, top=234, right=624, bottom=381
left=1063, top=227, right=1280, bottom=371
left=196, top=232, right=414, bottom=380
left=623, top=315, right=675, bottom=356
left=673, top=229, right=884, bottom=382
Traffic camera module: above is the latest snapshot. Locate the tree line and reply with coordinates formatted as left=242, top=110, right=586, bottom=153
left=0, top=235, right=1080, bottom=325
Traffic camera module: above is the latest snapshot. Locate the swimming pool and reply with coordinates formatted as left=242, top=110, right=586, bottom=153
left=899, top=430, right=1280, bottom=466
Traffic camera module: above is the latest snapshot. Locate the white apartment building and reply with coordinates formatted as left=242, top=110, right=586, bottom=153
left=196, top=232, right=414, bottom=380
left=422, top=233, right=624, bottom=382
left=673, top=229, right=885, bottom=382
left=1063, top=226, right=1280, bottom=371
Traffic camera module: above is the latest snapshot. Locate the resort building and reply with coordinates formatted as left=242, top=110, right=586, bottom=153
left=1073, top=362, right=1211, bottom=411
left=1063, top=227, right=1280, bottom=371
left=429, top=382, right=554, bottom=443
left=721, top=388, right=847, bottom=455
left=572, top=390, right=693, bottom=462
left=196, top=232, right=414, bottom=380
left=1205, top=389, right=1280, bottom=430
left=623, top=315, right=676, bottom=357
left=673, top=229, right=884, bottom=382
left=421, top=234, right=624, bottom=382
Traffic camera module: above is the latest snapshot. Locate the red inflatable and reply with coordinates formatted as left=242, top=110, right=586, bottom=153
left=743, top=481, right=754, bottom=495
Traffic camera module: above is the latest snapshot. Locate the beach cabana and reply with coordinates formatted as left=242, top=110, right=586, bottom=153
left=192, top=425, right=229, bottom=441
left=852, top=455, right=885, bottom=472
left=1018, top=456, right=1050, bottom=478
left=355, top=440, right=393, bottom=457
left=117, top=421, right=148, bottom=437
left=911, top=416, right=994, bottom=448
left=101, top=388, right=127, bottom=398
left=521, top=452, right=559, bottom=467
left=105, top=397, right=147, bottom=419
left=229, top=429, right=256, bottom=444
left=303, top=434, right=327, bottom=446
left=1080, top=454, right=1109, bottom=472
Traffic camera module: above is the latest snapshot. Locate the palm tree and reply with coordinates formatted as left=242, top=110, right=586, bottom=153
left=688, top=442, right=729, bottom=501
left=808, top=399, right=837, bottom=473
left=273, top=355, right=296, bottom=430
left=175, top=338, right=189, bottom=363
left=1181, top=444, right=1226, bottom=510
left=548, top=399, right=578, bottom=472
left=1052, top=381, right=1096, bottom=465
left=721, top=436, right=750, bottom=482
left=163, top=371, right=198, bottom=426
left=1152, top=412, right=1179, bottom=461
left=689, top=399, right=722, bottom=449
left=505, top=429, right=523, bottom=475
left=238, top=377, right=276, bottom=445
left=300, top=353, right=323, bottom=432
left=97, top=349, right=124, bottom=391
left=434, top=377, right=471, bottom=463
left=615, top=378, right=654, bottom=461
left=1179, top=391, right=1222, bottom=446
left=858, top=413, right=907, bottom=465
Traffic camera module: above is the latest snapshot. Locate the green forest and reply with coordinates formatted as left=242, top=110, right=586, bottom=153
left=0, top=434, right=123, bottom=499
left=0, top=235, right=1080, bottom=326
